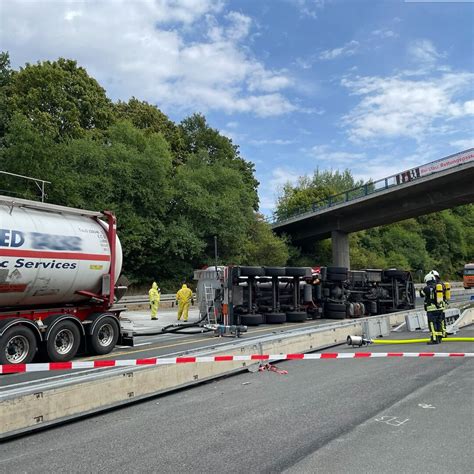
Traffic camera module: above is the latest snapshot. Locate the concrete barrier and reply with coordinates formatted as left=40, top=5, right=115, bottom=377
left=1, top=306, right=472, bottom=440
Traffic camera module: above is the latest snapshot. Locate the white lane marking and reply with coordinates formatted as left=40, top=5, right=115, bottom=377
left=375, top=416, right=410, bottom=427
left=115, top=342, right=152, bottom=348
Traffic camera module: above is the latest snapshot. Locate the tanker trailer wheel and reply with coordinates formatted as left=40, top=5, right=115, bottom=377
left=0, top=326, right=37, bottom=364
left=89, top=316, right=119, bottom=355
left=46, top=320, right=81, bottom=362
left=240, top=314, right=264, bottom=326
left=286, top=311, right=308, bottom=322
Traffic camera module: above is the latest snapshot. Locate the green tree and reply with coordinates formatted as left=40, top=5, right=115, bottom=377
left=0, top=52, right=13, bottom=139
left=243, top=214, right=289, bottom=265
left=113, top=98, right=186, bottom=164
left=275, top=169, right=363, bottom=220
left=180, top=114, right=259, bottom=209
left=8, top=58, right=112, bottom=140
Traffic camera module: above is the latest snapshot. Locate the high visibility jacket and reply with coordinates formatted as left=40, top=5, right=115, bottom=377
left=420, top=281, right=448, bottom=312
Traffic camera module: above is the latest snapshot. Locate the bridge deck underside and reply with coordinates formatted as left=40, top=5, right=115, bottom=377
left=273, top=165, right=474, bottom=248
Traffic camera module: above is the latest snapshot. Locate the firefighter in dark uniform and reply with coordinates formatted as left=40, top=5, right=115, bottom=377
left=420, top=270, right=451, bottom=344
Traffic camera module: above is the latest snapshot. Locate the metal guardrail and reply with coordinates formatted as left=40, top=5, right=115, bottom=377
left=273, top=148, right=473, bottom=224
left=121, top=293, right=196, bottom=306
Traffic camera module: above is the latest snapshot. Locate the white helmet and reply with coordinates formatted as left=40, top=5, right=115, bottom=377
left=424, top=272, right=436, bottom=283
left=431, top=270, right=440, bottom=280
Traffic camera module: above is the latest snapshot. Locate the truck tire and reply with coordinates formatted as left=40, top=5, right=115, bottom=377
left=384, top=269, right=406, bottom=279
left=326, top=272, right=347, bottom=282
left=286, top=311, right=308, bottom=322
left=325, top=310, right=346, bottom=319
left=46, top=320, right=81, bottom=362
left=89, top=316, right=119, bottom=355
left=0, top=325, right=37, bottom=364
left=240, top=314, right=264, bottom=326
left=325, top=302, right=346, bottom=312
left=326, top=266, right=348, bottom=274
left=239, top=266, right=265, bottom=277
left=265, top=312, right=287, bottom=324
left=285, top=267, right=309, bottom=277
left=264, top=267, right=286, bottom=277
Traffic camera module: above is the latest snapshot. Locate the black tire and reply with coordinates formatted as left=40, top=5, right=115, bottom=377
left=384, top=269, right=406, bottom=279
left=325, top=302, right=346, bottom=312
left=241, top=314, right=264, bottom=326
left=0, top=325, right=37, bottom=364
left=326, top=272, right=347, bottom=282
left=286, top=311, right=308, bottom=322
left=285, top=267, right=310, bottom=277
left=264, top=267, right=286, bottom=277
left=325, top=310, right=347, bottom=319
left=326, top=266, right=348, bottom=274
left=46, top=320, right=81, bottom=362
left=239, top=266, right=265, bottom=277
left=89, top=316, right=119, bottom=355
left=265, top=313, right=287, bottom=324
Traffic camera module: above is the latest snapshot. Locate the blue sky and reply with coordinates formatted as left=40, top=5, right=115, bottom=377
left=1, top=0, right=473, bottom=215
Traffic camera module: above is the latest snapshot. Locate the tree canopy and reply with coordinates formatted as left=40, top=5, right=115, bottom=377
left=0, top=53, right=287, bottom=290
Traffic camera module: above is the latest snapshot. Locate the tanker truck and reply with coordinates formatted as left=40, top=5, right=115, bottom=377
left=0, top=195, right=128, bottom=364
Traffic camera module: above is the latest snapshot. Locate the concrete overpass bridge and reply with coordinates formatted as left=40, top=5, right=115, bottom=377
left=272, top=149, right=474, bottom=268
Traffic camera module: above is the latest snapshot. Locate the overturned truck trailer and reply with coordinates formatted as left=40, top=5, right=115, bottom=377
left=195, top=265, right=415, bottom=326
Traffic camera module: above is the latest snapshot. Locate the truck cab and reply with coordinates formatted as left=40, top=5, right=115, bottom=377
left=463, top=263, right=474, bottom=289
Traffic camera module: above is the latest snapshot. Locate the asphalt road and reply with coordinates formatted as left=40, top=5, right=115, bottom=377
left=1, top=293, right=472, bottom=390
left=1, top=335, right=472, bottom=473
left=0, top=315, right=334, bottom=389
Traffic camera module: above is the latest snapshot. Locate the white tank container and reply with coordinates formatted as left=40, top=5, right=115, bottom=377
left=0, top=203, right=122, bottom=307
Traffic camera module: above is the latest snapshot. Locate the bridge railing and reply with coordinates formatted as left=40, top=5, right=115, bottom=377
left=272, top=148, right=473, bottom=224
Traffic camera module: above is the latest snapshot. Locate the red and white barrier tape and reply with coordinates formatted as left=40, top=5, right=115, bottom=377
left=1, top=352, right=473, bottom=374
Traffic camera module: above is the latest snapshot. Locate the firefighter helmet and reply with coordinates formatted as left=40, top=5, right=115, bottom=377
left=424, top=272, right=436, bottom=283
left=431, top=270, right=440, bottom=280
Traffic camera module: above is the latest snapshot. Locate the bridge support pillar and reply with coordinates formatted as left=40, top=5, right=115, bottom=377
left=331, top=230, right=350, bottom=269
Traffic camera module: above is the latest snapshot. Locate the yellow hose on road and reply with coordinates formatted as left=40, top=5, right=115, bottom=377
left=371, top=337, right=474, bottom=345
left=372, top=338, right=429, bottom=344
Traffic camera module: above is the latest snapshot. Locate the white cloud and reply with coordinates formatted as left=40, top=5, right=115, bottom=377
left=258, top=166, right=301, bottom=211
left=270, top=167, right=300, bottom=188
left=371, top=29, right=397, bottom=39
left=1, top=0, right=295, bottom=117
left=247, top=64, right=293, bottom=92
left=341, top=72, right=474, bottom=141
left=408, top=39, right=444, bottom=64
left=319, top=40, right=359, bottom=60
left=295, top=57, right=313, bottom=70
left=286, top=0, right=327, bottom=19
left=309, top=145, right=365, bottom=163
left=225, top=11, right=252, bottom=41
left=450, top=139, right=474, bottom=150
